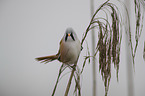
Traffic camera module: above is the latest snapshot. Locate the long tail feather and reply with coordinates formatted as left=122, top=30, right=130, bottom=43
left=35, top=55, right=58, bottom=63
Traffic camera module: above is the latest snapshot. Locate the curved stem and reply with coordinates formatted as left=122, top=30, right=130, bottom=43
left=64, top=68, right=76, bottom=96
left=64, top=62, right=78, bottom=96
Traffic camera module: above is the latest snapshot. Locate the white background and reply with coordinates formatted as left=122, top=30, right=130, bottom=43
left=0, top=0, right=145, bottom=96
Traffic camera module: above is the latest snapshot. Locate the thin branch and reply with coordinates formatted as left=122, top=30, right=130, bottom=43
left=81, top=0, right=110, bottom=45
left=64, top=60, right=78, bottom=96
left=52, top=64, right=66, bottom=96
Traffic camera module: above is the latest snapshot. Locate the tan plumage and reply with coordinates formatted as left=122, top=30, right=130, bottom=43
left=35, top=54, right=58, bottom=63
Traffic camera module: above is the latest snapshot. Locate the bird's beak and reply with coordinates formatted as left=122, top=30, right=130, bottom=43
left=68, top=33, right=71, bottom=36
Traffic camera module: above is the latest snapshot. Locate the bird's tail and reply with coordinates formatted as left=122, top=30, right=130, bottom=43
left=35, top=55, right=58, bottom=63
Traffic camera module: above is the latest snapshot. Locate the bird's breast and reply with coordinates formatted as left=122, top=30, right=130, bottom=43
left=60, top=40, right=81, bottom=64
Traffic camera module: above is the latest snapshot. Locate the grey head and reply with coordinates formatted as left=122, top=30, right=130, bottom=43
left=64, top=28, right=78, bottom=42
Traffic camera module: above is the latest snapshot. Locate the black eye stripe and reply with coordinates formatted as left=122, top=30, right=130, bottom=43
left=70, top=33, right=75, bottom=41
left=65, top=33, right=68, bottom=41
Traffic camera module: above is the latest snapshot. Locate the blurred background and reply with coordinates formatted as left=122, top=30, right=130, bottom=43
left=0, top=0, right=145, bottom=96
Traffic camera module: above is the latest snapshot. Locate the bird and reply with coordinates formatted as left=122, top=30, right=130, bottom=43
left=35, top=28, right=82, bottom=65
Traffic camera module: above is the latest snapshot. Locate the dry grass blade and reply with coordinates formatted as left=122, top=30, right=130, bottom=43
left=81, top=40, right=91, bottom=74
left=64, top=60, right=79, bottom=96
left=123, top=0, right=144, bottom=66
left=81, top=0, right=110, bottom=45
left=74, top=67, right=81, bottom=96
left=81, top=1, right=122, bottom=95
left=133, top=0, right=144, bottom=59
left=51, top=64, right=67, bottom=96
left=81, top=56, right=91, bottom=74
